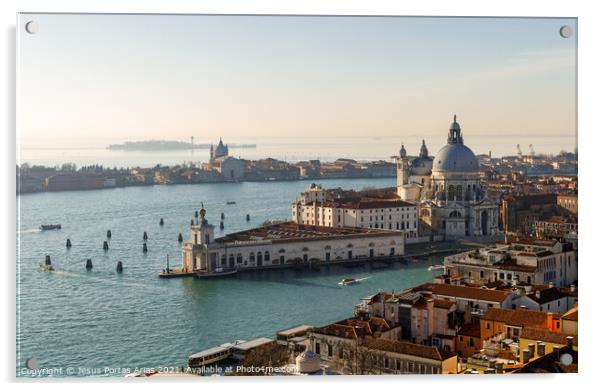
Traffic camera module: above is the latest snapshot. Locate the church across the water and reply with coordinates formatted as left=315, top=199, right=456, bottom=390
left=396, top=115, right=499, bottom=239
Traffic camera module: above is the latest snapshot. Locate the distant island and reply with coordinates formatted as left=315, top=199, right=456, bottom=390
left=108, top=140, right=257, bottom=151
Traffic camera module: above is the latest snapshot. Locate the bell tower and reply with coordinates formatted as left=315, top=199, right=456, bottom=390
left=397, top=143, right=410, bottom=198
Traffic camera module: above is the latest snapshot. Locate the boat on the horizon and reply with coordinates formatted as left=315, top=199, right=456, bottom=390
left=40, top=224, right=61, bottom=231
left=339, top=278, right=358, bottom=286
left=226, top=201, right=236, bottom=205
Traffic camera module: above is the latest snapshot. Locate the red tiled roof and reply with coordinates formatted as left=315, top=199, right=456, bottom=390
left=363, top=338, right=455, bottom=361
left=457, top=322, right=481, bottom=338
left=481, top=308, right=550, bottom=328
left=431, top=284, right=511, bottom=303
left=434, top=298, right=456, bottom=310
left=521, top=327, right=577, bottom=346
left=561, top=306, right=578, bottom=322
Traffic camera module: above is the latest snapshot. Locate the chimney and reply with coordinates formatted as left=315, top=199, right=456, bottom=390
left=566, top=336, right=574, bottom=351
left=546, top=312, right=554, bottom=330
left=522, top=349, right=531, bottom=363
left=528, top=344, right=535, bottom=359
left=535, top=291, right=541, bottom=299
left=537, top=341, right=545, bottom=357
left=553, top=346, right=560, bottom=360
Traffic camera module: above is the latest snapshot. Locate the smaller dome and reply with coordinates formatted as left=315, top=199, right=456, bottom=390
left=399, top=144, right=407, bottom=158
left=214, top=138, right=228, bottom=158
left=410, top=156, right=433, bottom=176
left=296, top=351, right=321, bottom=373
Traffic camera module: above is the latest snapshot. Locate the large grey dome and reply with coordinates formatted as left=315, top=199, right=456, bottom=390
left=433, top=143, right=478, bottom=173
left=433, top=115, right=478, bottom=173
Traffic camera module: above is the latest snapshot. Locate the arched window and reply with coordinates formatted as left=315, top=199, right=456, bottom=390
left=221, top=254, right=227, bottom=265
left=236, top=253, right=243, bottom=263
left=249, top=253, right=255, bottom=263
left=264, top=251, right=270, bottom=262
left=229, top=254, right=234, bottom=263
left=448, top=185, right=455, bottom=201
left=257, top=252, right=263, bottom=263
left=450, top=210, right=462, bottom=218
left=456, top=185, right=463, bottom=200
left=347, top=243, right=354, bottom=248
left=278, top=248, right=286, bottom=253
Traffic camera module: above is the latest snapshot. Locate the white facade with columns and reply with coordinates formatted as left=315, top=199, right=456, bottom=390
left=396, top=116, right=499, bottom=239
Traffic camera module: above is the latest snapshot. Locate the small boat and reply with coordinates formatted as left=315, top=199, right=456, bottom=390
left=226, top=201, right=236, bottom=205
left=428, top=264, right=445, bottom=271
left=40, top=224, right=61, bottom=231
left=195, top=268, right=238, bottom=279
left=339, top=278, right=358, bottom=286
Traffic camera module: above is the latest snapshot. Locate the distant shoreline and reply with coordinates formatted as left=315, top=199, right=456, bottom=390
left=107, top=140, right=257, bottom=151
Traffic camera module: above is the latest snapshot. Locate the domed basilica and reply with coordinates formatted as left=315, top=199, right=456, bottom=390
left=396, top=116, right=499, bottom=239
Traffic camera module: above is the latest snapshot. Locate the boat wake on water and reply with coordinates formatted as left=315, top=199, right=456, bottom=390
left=19, top=228, right=41, bottom=234
left=338, top=276, right=370, bottom=286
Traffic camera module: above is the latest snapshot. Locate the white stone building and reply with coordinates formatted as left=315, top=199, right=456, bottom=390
left=396, top=116, right=500, bottom=239
left=182, top=206, right=405, bottom=273
left=443, top=239, right=577, bottom=288
left=291, top=184, right=419, bottom=239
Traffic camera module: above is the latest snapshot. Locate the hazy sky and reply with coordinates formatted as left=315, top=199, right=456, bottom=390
left=18, top=14, right=576, bottom=147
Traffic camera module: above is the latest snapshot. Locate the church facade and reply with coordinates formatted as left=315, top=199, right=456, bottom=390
left=396, top=116, right=499, bottom=239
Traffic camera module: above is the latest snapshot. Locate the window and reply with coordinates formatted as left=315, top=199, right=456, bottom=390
left=327, top=345, right=333, bottom=357
left=315, top=343, right=320, bottom=355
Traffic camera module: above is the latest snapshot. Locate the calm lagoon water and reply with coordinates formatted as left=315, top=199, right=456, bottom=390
left=17, top=177, right=443, bottom=376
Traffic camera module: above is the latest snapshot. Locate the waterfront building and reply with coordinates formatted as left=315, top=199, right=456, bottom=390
left=396, top=116, right=500, bottom=239
left=443, top=238, right=577, bottom=288
left=204, top=138, right=245, bottom=180
left=291, top=183, right=419, bottom=239
left=181, top=206, right=405, bottom=273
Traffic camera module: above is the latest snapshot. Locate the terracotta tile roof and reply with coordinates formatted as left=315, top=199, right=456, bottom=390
left=313, top=323, right=360, bottom=339
left=481, top=308, right=550, bottom=328
left=313, top=317, right=392, bottom=339
left=521, top=327, right=578, bottom=346
left=434, top=298, right=456, bottom=310
left=431, top=284, right=511, bottom=303
left=457, top=322, right=481, bottom=338
left=561, top=306, right=578, bottom=321
left=363, top=338, right=455, bottom=361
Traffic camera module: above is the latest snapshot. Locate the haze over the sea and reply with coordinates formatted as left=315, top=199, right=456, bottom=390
left=18, top=14, right=576, bottom=155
